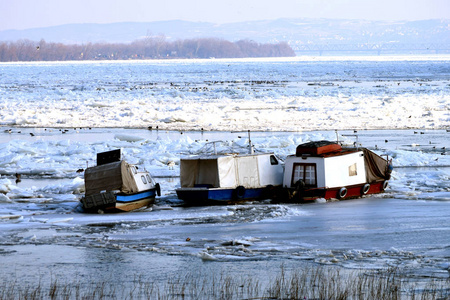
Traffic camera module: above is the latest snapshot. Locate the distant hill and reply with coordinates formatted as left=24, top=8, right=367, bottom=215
left=1, top=18, right=449, bottom=54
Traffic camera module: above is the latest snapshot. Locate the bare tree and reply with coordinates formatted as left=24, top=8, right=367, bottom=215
left=0, top=38, right=296, bottom=62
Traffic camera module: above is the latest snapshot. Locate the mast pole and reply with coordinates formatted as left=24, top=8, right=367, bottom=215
left=248, top=130, right=253, bottom=154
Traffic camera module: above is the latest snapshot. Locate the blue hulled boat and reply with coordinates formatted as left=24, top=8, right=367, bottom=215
left=81, top=149, right=160, bottom=213
left=176, top=136, right=283, bottom=205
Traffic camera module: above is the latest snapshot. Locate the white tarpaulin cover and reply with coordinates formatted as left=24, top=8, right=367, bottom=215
left=236, top=155, right=259, bottom=187
left=217, top=156, right=236, bottom=187
left=179, top=155, right=262, bottom=188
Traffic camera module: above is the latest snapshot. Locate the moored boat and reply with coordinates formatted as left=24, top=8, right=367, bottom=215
left=280, top=140, right=392, bottom=202
left=176, top=138, right=284, bottom=205
left=81, top=149, right=160, bottom=213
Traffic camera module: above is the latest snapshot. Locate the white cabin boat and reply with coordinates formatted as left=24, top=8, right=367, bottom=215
left=81, top=150, right=160, bottom=213
left=176, top=140, right=284, bottom=205
left=281, top=141, right=392, bottom=201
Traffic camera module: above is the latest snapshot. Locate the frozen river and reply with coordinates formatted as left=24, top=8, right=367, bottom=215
left=1, top=197, right=449, bottom=287
left=0, top=57, right=449, bottom=296
left=0, top=128, right=449, bottom=292
left=1, top=194, right=450, bottom=298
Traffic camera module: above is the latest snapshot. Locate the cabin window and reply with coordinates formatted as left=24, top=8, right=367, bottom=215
left=270, top=155, right=279, bottom=165
left=141, top=175, right=147, bottom=184
left=146, top=174, right=151, bottom=183
left=132, top=166, right=137, bottom=174
left=291, top=163, right=317, bottom=187
left=349, top=163, right=357, bottom=176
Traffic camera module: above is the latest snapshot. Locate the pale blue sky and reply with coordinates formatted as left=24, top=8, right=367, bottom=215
left=1, top=0, right=449, bottom=31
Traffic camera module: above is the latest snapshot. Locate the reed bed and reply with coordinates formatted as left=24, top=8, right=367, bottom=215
left=1, top=266, right=448, bottom=300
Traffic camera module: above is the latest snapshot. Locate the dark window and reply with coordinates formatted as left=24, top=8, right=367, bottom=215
left=270, top=155, right=279, bottom=165
left=291, top=163, right=317, bottom=187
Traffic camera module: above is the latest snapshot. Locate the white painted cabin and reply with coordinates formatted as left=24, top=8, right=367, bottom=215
left=283, top=150, right=366, bottom=190
left=281, top=140, right=391, bottom=201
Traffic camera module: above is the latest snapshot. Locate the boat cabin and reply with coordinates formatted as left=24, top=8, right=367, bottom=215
left=282, top=141, right=391, bottom=201
left=81, top=149, right=160, bottom=213
left=84, top=160, right=154, bottom=196
left=180, top=153, right=283, bottom=189
left=177, top=152, right=284, bottom=204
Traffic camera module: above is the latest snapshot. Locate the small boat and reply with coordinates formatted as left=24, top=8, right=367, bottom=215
left=81, top=149, right=161, bottom=213
left=281, top=140, right=393, bottom=202
left=176, top=135, right=284, bottom=205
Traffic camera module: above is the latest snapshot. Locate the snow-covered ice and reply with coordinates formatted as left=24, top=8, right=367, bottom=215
left=0, top=56, right=449, bottom=286
left=0, top=56, right=448, bottom=130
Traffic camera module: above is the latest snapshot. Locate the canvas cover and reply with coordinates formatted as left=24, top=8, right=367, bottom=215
left=180, top=158, right=220, bottom=188
left=179, top=155, right=260, bottom=188
left=362, top=148, right=390, bottom=183
left=296, top=140, right=342, bottom=156
left=84, top=161, right=139, bottom=196
left=217, top=156, right=237, bottom=187
left=235, top=155, right=260, bottom=187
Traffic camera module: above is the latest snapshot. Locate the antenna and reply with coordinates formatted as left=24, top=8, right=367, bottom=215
left=248, top=130, right=253, bottom=154
left=232, top=130, right=254, bottom=154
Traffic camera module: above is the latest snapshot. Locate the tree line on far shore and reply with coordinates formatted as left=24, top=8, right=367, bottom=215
left=0, top=37, right=296, bottom=62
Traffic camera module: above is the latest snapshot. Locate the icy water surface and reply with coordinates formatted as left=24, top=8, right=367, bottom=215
left=0, top=128, right=449, bottom=289
left=1, top=56, right=449, bottom=130
left=1, top=197, right=449, bottom=287
left=0, top=57, right=449, bottom=294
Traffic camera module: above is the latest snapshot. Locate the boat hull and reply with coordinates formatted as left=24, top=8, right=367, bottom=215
left=114, top=189, right=157, bottom=212
left=176, top=185, right=276, bottom=205
left=81, top=188, right=157, bottom=213
left=279, top=181, right=388, bottom=202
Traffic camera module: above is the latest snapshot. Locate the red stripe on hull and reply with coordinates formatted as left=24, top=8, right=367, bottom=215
left=284, top=181, right=388, bottom=202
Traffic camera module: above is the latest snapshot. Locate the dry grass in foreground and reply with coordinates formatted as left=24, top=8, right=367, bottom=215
left=1, top=266, right=448, bottom=299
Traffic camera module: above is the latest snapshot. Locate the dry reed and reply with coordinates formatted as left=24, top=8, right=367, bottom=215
left=0, top=266, right=448, bottom=299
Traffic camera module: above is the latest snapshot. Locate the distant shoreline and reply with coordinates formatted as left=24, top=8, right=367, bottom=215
left=0, top=38, right=295, bottom=62
left=1, top=53, right=449, bottom=64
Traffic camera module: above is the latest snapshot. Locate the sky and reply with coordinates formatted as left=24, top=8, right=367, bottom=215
left=1, top=0, right=449, bottom=31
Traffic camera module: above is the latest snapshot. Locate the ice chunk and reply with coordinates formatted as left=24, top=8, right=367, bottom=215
left=114, top=134, right=145, bottom=142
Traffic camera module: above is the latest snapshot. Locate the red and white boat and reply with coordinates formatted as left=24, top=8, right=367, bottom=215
left=281, top=140, right=393, bottom=202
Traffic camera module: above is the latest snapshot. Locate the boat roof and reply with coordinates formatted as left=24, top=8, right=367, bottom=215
left=294, top=140, right=362, bottom=158
left=84, top=160, right=139, bottom=196
left=180, top=152, right=274, bottom=160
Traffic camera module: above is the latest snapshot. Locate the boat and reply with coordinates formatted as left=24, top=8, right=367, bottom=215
left=176, top=135, right=284, bottom=205
left=80, top=149, right=161, bottom=213
left=280, top=140, right=393, bottom=202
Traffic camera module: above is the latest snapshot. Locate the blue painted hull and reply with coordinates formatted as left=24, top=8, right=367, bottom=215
left=116, top=189, right=157, bottom=203
left=82, top=187, right=159, bottom=213
left=176, top=186, right=276, bottom=205
left=114, top=189, right=157, bottom=212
